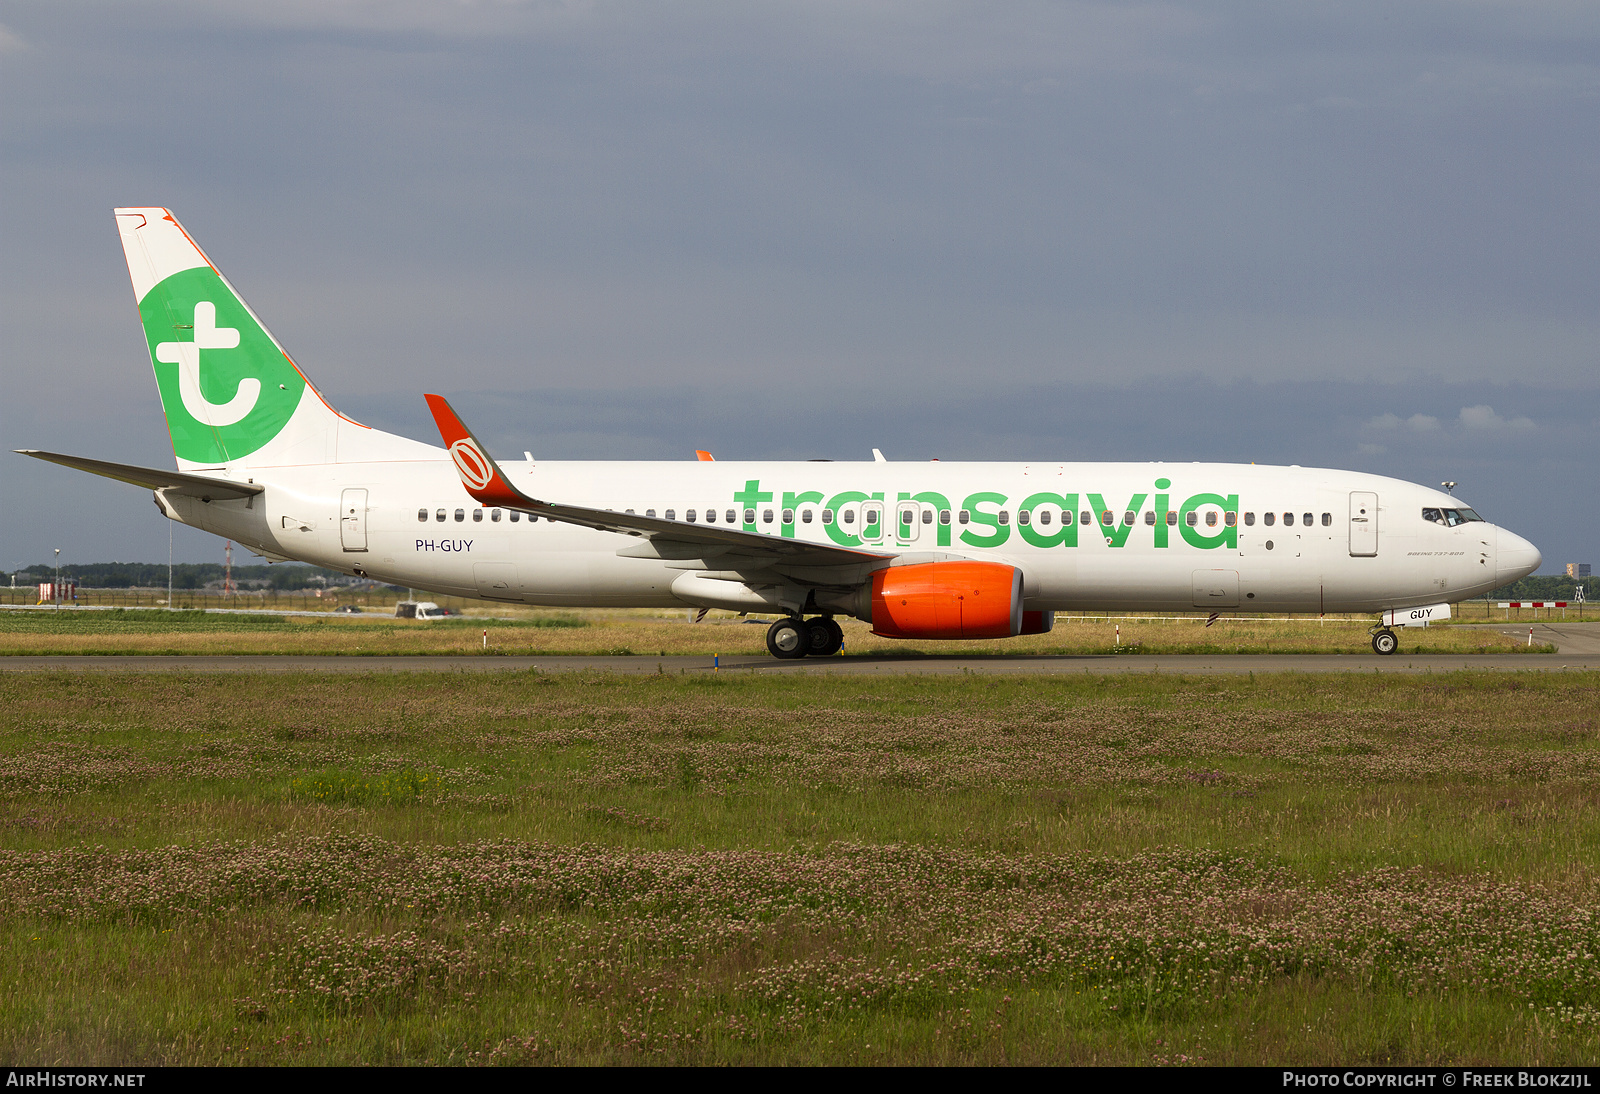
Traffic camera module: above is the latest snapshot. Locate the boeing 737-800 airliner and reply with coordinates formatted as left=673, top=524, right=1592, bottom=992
left=18, top=209, right=1543, bottom=657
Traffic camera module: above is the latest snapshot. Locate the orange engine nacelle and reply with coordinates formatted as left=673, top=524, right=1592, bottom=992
left=868, top=561, right=1024, bottom=640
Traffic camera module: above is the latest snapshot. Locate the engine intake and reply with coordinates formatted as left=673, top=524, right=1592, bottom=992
left=868, top=561, right=1025, bottom=640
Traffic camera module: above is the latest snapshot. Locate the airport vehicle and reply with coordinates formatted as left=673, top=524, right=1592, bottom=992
left=18, top=209, right=1543, bottom=657
left=394, top=601, right=450, bottom=621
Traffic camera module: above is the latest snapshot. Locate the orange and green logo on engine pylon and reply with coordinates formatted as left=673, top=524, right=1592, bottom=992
left=138, top=266, right=306, bottom=464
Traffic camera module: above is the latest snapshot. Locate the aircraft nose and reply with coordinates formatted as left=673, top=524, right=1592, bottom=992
left=1495, top=527, right=1542, bottom=587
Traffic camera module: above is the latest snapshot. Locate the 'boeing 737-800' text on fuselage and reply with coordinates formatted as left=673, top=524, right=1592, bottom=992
left=17, top=208, right=1542, bottom=658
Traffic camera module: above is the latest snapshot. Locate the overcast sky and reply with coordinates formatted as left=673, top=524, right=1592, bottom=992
left=2, top=0, right=1595, bottom=573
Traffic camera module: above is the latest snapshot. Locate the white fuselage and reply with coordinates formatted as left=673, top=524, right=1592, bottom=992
left=159, top=452, right=1540, bottom=616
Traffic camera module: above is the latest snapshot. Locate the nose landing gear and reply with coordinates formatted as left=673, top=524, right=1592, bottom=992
left=1370, top=628, right=1399, bottom=655
left=766, top=616, right=844, bottom=659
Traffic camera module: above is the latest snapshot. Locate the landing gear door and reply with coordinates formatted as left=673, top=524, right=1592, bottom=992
left=340, top=488, right=369, bottom=552
left=1349, top=492, right=1378, bottom=557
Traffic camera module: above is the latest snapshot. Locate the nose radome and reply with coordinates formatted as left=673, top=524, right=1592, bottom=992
left=1495, top=527, right=1542, bottom=586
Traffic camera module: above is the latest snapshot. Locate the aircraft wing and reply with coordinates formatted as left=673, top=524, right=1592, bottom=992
left=424, top=395, right=891, bottom=570
left=16, top=450, right=264, bottom=501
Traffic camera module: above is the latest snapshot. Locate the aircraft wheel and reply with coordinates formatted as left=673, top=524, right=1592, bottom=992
left=1371, top=629, right=1399, bottom=656
left=805, top=617, right=844, bottom=657
left=766, top=617, right=810, bottom=659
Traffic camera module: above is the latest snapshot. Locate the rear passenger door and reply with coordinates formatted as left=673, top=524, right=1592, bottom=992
left=340, top=488, right=368, bottom=552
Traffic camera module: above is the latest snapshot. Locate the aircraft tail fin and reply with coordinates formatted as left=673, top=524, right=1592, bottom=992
left=114, top=208, right=432, bottom=471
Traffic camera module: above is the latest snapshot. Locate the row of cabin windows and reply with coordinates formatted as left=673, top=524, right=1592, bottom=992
left=417, top=505, right=1336, bottom=530
left=420, top=507, right=539, bottom=523
left=1243, top=512, right=1333, bottom=528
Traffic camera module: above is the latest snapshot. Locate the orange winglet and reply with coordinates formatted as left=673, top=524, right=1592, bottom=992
left=424, top=394, right=527, bottom=509
left=696, top=450, right=715, bottom=462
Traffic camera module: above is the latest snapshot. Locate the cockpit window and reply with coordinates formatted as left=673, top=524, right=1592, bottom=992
left=1426, top=506, right=1486, bottom=526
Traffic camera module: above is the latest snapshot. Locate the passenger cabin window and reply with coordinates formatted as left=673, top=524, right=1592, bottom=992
left=1186, top=512, right=1198, bottom=527
left=1081, top=511, right=1092, bottom=525
left=665, top=509, right=676, bottom=521
left=1038, top=510, right=1052, bottom=525
left=1303, top=513, right=1313, bottom=527
left=1205, top=511, right=1217, bottom=527
left=940, top=510, right=951, bottom=525
left=743, top=508, right=755, bottom=524
left=1144, top=511, right=1155, bottom=526
left=864, top=509, right=880, bottom=528
left=958, top=510, right=970, bottom=525
left=921, top=509, right=932, bottom=524
left=843, top=510, right=855, bottom=525
left=822, top=509, right=834, bottom=525
left=1244, top=512, right=1255, bottom=526
left=454, top=509, right=465, bottom=522
left=998, top=510, right=1010, bottom=526
left=510, top=512, right=521, bottom=522
left=491, top=509, right=502, bottom=522
left=802, top=509, right=814, bottom=523
left=1017, top=509, right=1030, bottom=526
left=1321, top=513, right=1332, bottom=526
left=762, top=509, right=773, bottom=524
left=1225, top=511, right=1237, bottom=527
left=436, top=509, right=446, bottom=522
left=705, top=508, right=716, bottom=523
left=726, top=509, right=736, bottom=524
left=645, top=509, right=656, bottom=518
left=1264, top=512, right=1275, bottom=526
left=1100, top=511, right=1114, bottom=526
left=782, top=508, right=794, bottom=524
left=1123, top=511, right=1135, bottom=526
left=1165, top=512, right=1177, bottom=526
left=686, top=509, right=697, bottom=522
left=417, top=508, right=428, bottom=522
left=1283, top=512, right=1294, bottom=526
left=472, top=509, right=483, bottom=522
left=902, top=509, right=915, bottom=526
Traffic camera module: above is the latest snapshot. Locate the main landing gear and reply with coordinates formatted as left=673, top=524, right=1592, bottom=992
left=1371, top=628, right=1399, bottom=656
left=766, top=616, right=844, bottom=659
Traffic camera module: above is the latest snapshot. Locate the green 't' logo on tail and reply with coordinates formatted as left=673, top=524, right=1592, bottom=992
left=139, top=266, right=305, bottom=464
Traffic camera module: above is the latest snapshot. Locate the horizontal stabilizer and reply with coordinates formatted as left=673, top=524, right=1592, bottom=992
left=16, top=450, right=263, bottom=500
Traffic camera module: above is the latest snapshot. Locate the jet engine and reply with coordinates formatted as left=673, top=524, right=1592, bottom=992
left=864, top=561, right=1025, bottom=640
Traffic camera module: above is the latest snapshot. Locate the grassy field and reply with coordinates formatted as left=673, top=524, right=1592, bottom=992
left=3, top=669, right=1599, bottom=1065
left=0, top=607, right=1550, bottom=656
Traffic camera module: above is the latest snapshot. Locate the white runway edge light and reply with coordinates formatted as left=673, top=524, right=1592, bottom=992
left=1382, top=603, right=1452, bottom=628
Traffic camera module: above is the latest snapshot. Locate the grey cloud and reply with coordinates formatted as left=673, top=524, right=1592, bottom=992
left=1367, top=413, right=1441, bottom=432
left=1459, top=404, right=1535, bottom=430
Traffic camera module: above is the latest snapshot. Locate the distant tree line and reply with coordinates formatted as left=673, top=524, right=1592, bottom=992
left=1485, top=575, right=1595, bottom=601
left=5, top=562, right=382, bottom=591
